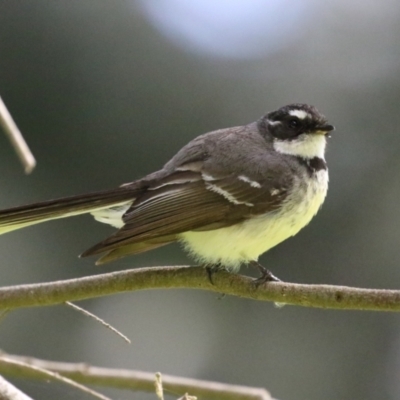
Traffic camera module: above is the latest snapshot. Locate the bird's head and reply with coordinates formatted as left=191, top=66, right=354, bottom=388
left=262, top=104, right=335, bottom=159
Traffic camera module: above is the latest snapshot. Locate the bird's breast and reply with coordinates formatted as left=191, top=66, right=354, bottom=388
left=179, top=169, right=328, bottom=272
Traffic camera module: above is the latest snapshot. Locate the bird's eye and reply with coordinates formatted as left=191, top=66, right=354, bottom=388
left=288, top=118, right=300, bottom=129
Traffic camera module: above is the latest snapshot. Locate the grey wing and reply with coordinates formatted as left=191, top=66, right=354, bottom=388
left=82, top=132, right=292, bottom=264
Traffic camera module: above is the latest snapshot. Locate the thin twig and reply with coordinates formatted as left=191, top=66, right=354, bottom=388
left=155, top=372, right=164, bottom=400
left=0, top=266, right=399, bottom=312
left=0, top=356, right=112, bottom=400
left=65, top=301, right=131, bottom=344
left=0, top=354, right=272, bottom=400
left=0, top=95, right=36, bottom=174
left=0, top=374, right=33, bottom=400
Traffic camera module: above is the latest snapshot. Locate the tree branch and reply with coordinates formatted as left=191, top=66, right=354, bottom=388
left=0, top=357, right=111, bottom=400
left=0, top=354, right=273, bottom=400
left=0, top=95, right=36, bottom=174
left=0, top=266, right=399, bottom=311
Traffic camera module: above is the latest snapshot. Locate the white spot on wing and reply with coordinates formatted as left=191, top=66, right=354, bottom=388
left=135, top=188, right=181, bottom=207
left=289, top=109, right=309, bottom=120
left=238, top=175, right=261, bottom=188
left=202, top=173, right=216, bottom=182
left=149, top=175, right=198, bottom=190
left=271, top=189, right=280, bottom=196
left=206, top=183, right=253, bottom=207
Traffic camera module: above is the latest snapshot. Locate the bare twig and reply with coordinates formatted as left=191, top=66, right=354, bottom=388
left=0, top=356, right=112, bottom=400
left=0, top=375, right=33, bottom=400
left=65, top=301, right=131, bottom=344
left=0, top=266, right=399, bottom=312
left=0, top=354, right=272, bottom=400
left=0, top=95, right=36, bottom=174
left=155, top=372, right=164, bottom=400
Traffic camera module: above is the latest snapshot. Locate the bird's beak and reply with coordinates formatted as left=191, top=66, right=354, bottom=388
left=312, top=124, right=335, bottom=136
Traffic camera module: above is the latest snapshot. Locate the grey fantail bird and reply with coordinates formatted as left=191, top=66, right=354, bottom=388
left=0, top=104, right=334, bottom=277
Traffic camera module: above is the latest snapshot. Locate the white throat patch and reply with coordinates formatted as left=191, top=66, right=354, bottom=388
left=273, top=133, right=326, bottom=159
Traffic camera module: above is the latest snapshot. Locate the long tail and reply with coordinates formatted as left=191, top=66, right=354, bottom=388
left=0, top=186, right=139, bottom=235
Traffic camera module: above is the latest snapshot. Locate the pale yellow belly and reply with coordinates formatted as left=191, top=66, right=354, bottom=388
left=179, top=171, right=328, bottom=272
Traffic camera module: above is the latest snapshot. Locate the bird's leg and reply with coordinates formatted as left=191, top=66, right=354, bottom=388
left=205, top=263, right=222, bottom=285
left=249, top=261, right=281, bottom=286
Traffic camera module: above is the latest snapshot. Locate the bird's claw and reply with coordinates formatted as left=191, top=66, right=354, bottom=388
left=249, top=261, right=281, bottom=287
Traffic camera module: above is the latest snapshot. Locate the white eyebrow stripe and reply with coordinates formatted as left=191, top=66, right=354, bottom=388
left=288, top=109, right=309, bottom=119
left=267, top=119, right=281, bottom=126
left=238, top=175, right=261, bottom=188
left=206, top=183, right=254, bottom=207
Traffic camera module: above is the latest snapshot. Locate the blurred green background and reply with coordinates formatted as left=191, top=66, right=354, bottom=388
left=1, top=1, right=400, bottom=399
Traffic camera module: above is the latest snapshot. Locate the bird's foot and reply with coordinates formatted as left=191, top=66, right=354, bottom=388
left=205, top=263, right=222, bottom=285
left=249, top=261, right=281, bottom=286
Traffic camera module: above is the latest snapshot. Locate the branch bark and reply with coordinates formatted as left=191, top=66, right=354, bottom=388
left=0, top=357, right=111, bottom=400
left=0, top=354, right=272, bottom=400
left=0, top=266, right=399, bottom=311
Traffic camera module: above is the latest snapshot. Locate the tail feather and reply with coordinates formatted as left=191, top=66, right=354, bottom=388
left=91, top=235, right=176, bottom=265
left=0, top=187, right=139, bottom=234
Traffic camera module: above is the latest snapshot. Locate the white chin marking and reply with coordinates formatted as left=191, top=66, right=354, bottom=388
left=288, top=109, right=309, bottom=120
left=273, top=134, right=326, bottom=159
